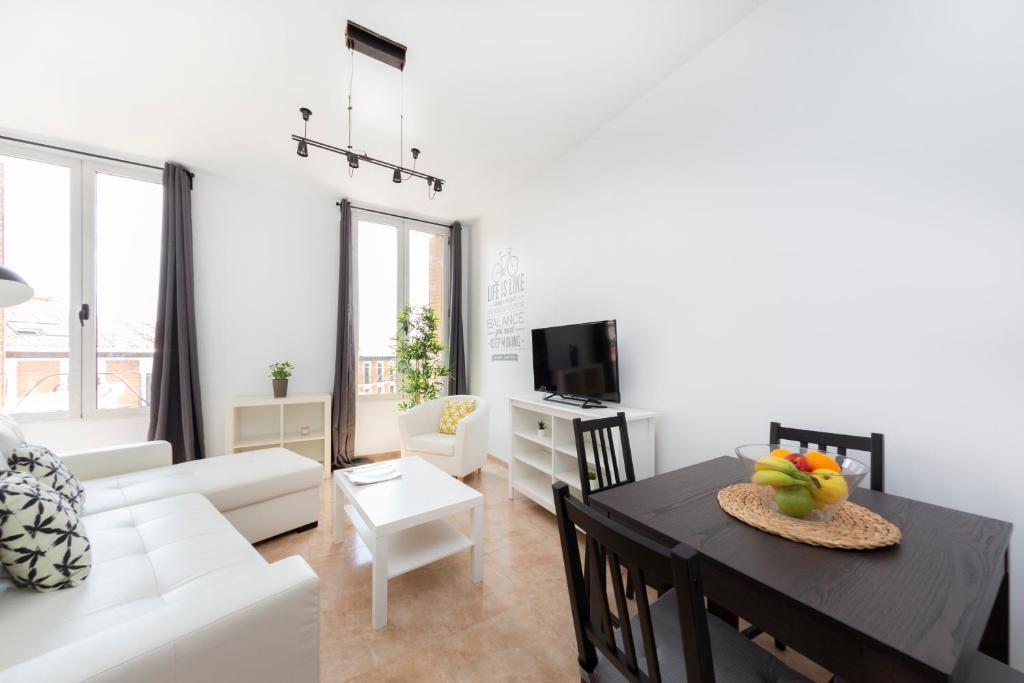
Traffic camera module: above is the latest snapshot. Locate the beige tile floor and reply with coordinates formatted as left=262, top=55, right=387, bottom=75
left=258, top=458, right=832, bottom=682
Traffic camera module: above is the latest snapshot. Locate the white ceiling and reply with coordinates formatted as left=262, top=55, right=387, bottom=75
left=0, top=0, right=761, bottom=218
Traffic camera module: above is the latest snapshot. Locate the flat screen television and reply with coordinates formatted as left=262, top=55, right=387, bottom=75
left=532, top=320, right=620, bottom=404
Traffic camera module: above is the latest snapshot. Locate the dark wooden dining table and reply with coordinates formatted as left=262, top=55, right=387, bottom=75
left=589, top=456, right=1012, bottom=683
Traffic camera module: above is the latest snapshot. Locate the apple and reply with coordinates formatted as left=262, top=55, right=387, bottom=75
left=790, top=455, right=814, bottom=472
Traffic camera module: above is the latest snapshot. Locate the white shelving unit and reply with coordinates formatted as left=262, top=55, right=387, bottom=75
left=506, top=392, right=657, bottom=513
left=226, top=393, right=332, bottom=479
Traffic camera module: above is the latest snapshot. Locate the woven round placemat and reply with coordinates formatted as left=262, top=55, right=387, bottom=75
left=718, top=483, right=901, bottom=549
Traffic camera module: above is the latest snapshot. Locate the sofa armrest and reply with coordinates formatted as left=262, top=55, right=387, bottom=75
left=59, top=441, right=173, bottom=481
left=2, top=556, right=320, bottom=683
left=455, top=402, right=490, bottom=470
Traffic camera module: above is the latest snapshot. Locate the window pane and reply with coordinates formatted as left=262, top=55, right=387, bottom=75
left=0, top=154, right=72, bottom=414
left=357, top=221, right=397, bottom=395
left=408, top=229, right=445, bottom=346
left=95, top=172, right=162, bottom=410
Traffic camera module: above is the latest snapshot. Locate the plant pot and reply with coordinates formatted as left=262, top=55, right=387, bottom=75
left=537, top=429, right=550, bottom=441
left=272, top=379, right=289, bottom=398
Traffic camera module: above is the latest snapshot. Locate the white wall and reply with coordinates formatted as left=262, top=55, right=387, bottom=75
left=355, top=399, right=400, bottom=456
left=190, top=172, right=341, bottom=455
left=470, top=0, right=1024, bottom=663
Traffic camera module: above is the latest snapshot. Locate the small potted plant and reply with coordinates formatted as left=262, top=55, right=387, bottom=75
left=269, top=361, right=294, bottom=398
left=536, top=419, right=549, bottom=441
left=587, top=469, right=597, bottom=481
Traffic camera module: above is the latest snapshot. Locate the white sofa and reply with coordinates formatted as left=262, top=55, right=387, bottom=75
left=0, top=415, right=322, bottom=682
left=397, top=395, right=489, bottom=478
left=71, top=443, right=322, bottom=543
left=0, top=494, right=319, bottom=682
left=0, top=414, right=323, bottom=544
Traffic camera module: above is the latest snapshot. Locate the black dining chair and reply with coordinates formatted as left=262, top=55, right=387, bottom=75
left=553, top=481, right=811, bottom=683
left=572, top=412, right=635, bottom=503
left=769, top=422, right=885, bottom=493
left=573, top=412, right=642, bottom=601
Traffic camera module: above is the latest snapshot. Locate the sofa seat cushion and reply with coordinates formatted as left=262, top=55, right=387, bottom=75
left=82, top=447, right=322, bottom=516
left=405, top=432, right=456, bottom=457
left=0, top=493, right=264, bottom=670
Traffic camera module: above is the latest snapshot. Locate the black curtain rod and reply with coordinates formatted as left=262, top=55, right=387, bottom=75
left=0, top=134, right=194, bottom=180
left=338, top=202, right=451, bottom=229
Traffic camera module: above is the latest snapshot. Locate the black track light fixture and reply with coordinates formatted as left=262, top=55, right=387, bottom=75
left=289, top=22, right=446, bottom=196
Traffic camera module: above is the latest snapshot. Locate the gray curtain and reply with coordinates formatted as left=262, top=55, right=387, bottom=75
left=447, top=221, right=468, bottom=395
left=331, top=199, right=357, bottom=469
left=148, top=162, right=205, bottom=464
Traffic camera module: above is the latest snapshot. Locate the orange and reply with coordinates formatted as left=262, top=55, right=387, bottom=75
left=805, top=450, right=841, bottom=473
left=769, top=448, right=792, bottom=459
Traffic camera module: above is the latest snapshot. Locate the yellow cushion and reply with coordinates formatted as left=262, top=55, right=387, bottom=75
left=439, top=398, right=476, bottom=434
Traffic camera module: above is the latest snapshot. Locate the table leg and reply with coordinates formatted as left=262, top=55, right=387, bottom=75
left=471, top=502, right=484, bottom=583
left=707, top=599, right=740, bottom=630
left=979, top=550, right=1010, bottom=664
left=332, top=479, right=344, bottom=545
left=372, top=534, right=389, bottom=630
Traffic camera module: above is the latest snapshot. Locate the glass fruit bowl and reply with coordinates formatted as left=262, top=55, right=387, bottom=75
left=734, top=444, right=870, bottom=523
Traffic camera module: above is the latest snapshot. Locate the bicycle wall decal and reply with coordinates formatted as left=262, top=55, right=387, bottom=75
left=485, top=248, right=526, bottom=362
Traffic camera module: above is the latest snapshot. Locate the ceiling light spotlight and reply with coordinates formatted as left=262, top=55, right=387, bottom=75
left=392, top=168, right=402, bottom=183
left=347, top=152, right=359, bottom=169
left=297, top=107, right=312, bottom=157
left=433, top=178, right=443, bottom=193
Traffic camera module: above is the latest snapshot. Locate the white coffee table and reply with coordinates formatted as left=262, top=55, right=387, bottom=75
left=332, top=456, right=484, bottom=629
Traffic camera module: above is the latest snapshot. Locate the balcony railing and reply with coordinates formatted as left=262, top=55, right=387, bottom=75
left=358, top=355, right=397, bottom=395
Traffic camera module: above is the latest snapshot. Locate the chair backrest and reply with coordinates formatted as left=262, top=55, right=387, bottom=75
left=572, top=412, right=635, bottom=504
left=770, top=421, right=885, bottom=492
left=553, top=482, right=716, bottom=683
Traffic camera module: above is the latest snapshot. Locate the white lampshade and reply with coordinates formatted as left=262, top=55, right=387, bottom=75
left=0, top=266, right=33, bottom=308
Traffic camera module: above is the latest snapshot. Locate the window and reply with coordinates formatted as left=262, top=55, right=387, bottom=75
left=355, top=211, right=448, bottom=397
left=0, top=141, right=162, bottom=419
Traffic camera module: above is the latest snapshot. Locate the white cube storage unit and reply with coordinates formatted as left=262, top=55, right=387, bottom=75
left=506, top=392, right=657, bottom=512
left=226, top=394, right=332, bottom=479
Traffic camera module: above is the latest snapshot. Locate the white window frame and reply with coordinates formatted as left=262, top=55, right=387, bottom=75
left=352, top=208, right=450, bottom=402
left=0, top=139, right=162, bottom=422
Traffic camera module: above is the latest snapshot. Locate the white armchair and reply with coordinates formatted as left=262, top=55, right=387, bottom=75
left=397, top=395, right=489, bottom=478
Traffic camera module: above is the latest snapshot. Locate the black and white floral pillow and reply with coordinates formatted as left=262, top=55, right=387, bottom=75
left=0, top=472, right=91, bottom=591
left=8, top=443, right=85, bottom=514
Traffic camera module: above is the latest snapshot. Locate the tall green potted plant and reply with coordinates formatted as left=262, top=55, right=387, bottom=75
left=393, top=306, right=452, bottom=411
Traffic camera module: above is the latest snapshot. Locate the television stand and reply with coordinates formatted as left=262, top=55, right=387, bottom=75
left=543, top=393, right=605, bottom=410
left=505, top=393, right=658, bottom=514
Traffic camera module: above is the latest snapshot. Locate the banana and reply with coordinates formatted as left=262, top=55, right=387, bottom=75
left=754, top=455, right=812, bottom=482
left=752, top=470, right=809, bottom=488
left=755, top=455, right=795, bottom=472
